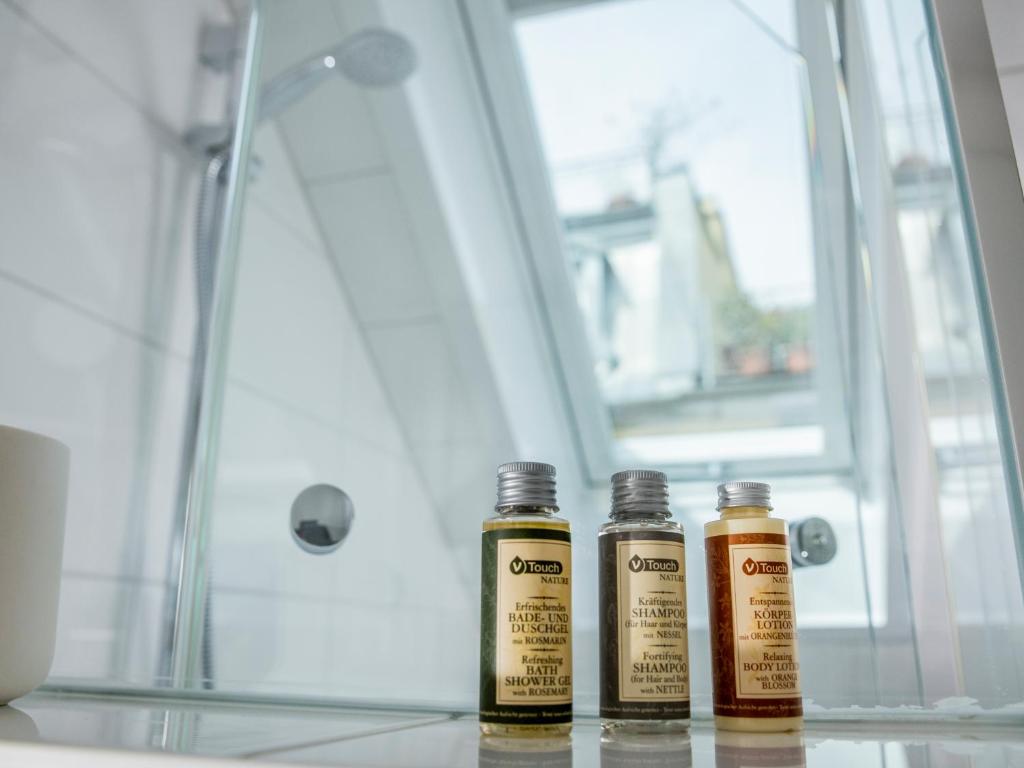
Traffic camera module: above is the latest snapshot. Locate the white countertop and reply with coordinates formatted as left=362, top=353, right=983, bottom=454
left=0, top=692, right=1022, bottom=766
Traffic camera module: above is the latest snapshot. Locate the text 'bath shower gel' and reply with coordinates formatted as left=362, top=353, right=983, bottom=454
left=480, top=462, right=572, bottom=736
left=705, top=482, right=802, bottom=732
left=599, top=470, right=690, bottom=733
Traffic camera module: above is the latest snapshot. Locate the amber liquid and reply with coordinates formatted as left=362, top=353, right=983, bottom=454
left=705, top=508, right=803, bottom=733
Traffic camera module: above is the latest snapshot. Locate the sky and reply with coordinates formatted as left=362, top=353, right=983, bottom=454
left=515, top=0, right=816, bottom=308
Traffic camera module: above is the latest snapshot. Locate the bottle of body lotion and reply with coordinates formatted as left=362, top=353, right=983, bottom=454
left=705, top=482, right=802, bottom=732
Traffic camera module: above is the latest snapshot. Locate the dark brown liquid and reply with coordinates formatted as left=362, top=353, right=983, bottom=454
left=599, top=529, right=690, bottom=721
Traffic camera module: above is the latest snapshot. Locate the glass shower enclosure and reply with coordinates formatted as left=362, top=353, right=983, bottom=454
left=45, top=0, right=1024, bottom=722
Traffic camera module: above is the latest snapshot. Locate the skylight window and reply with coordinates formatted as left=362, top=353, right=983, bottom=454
left=510, top=0, right=841, bottom=476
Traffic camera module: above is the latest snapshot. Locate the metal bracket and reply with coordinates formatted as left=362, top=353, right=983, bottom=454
left=199, top=22, right=244, bottom=73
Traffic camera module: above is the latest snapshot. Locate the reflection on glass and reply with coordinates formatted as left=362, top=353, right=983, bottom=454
left=517, top=0, right=827, bottom=469
left=289, top=483, right=354, bottom=555
left=0, top=706, right=39, bottom=743
left=479, top=734, right=572, bottom=768
left=857, top=0, right=1024, bottom=706
left=601, top=732, right=692, bottom=768
left=715, top=730, right=806, bottom=768
left=137, top=0, right=1024, bottom=719
left=512, top=0, right=1024, bottom=713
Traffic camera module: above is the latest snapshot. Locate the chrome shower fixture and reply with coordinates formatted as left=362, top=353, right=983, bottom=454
left=257, top=28, right=417, bottom=122
left=185, top=25, right=417, bottom=155
left=167, top=23, right=416, bottom=687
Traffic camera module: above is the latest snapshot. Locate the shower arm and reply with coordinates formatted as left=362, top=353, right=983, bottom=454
left=256, top=52, right=339, bottom=124
left=186, top=27, right=414, bottom=159
left=183, top=52, right=335, bottom=157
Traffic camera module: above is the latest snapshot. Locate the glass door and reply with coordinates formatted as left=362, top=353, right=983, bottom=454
left=470, top=0, right=1024, bottom=711
left=164, top=0, right=1023, bottom=717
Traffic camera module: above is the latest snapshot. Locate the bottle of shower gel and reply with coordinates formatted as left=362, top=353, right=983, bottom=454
left=599, top=470, right=690, bottom=733
left=705, top=482, right=802, bottom=732
left=479, top=462, right=572, bottom=736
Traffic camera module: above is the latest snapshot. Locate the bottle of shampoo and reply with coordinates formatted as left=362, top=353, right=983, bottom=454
left=705, top=482, right=802, bottom=732
left=599, top=470, right=690, bottom=733
left=480, top=462, right=572, bottom=736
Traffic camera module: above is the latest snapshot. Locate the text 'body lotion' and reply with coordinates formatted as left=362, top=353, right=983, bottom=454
left=480, top=462, right=572, bottom=736
left=599, top=470, right=690, bottom=733
left=705, top=482, right=803, bottom=732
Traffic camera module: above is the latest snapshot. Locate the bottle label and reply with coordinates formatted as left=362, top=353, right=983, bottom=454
left=600, top=531, right=690, bottom=720
left=706, top=533, right=802, bottom=718
left=480, top=528, right=572, bottom=725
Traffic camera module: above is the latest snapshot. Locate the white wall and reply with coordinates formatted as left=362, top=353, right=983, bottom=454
left=193, top=0, right=592, bottom=706
left=259, top=0, right=525, bottom=593
left=984, top=0, right=1024, bottom=188
left=0, top=0, right=235, bottom=683
left=204, top=121, right=477, bottom=703
left=0, top=0, right=479, bottom=703
left=0, top=0, right=569, bottom=706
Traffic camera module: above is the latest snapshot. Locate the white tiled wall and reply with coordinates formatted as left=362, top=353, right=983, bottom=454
left=206, top=120, right=478, bottom=703
left=0, top=0, right=524, bottom=704
left=204, top=0, right=592, bottom=708
left=983, top=0, right=1024, bottom=186
left=0, top=0, right=479, bottom=701
left=0, top=0, right=237, bottom=684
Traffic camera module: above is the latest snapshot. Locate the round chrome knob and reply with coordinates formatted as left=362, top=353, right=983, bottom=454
left=289, top=484, right=354, bottom=555
left=789, top=517, right=836, bottom=567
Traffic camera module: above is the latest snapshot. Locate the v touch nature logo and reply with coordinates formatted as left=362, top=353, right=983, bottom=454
left=742, top=557, right=789, bottom=576
left=510, top=555, right=563, bottom=576
left=628, top=554, right=680, bottom=573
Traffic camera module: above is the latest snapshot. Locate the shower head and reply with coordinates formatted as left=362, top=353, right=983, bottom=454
left=333, top=27, right=417, bottom=87
left=257, top=27, right=416, bottom=123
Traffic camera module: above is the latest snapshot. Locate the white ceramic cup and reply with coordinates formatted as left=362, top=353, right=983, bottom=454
left=0, top=426, right=69, bottom=705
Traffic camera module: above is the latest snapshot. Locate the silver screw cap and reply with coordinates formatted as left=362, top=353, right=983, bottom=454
left=496, top=461, right=557, bottom=510
left=611, top=469, right=670, bottom=518
left=717, top=481, right=772, bottom=510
